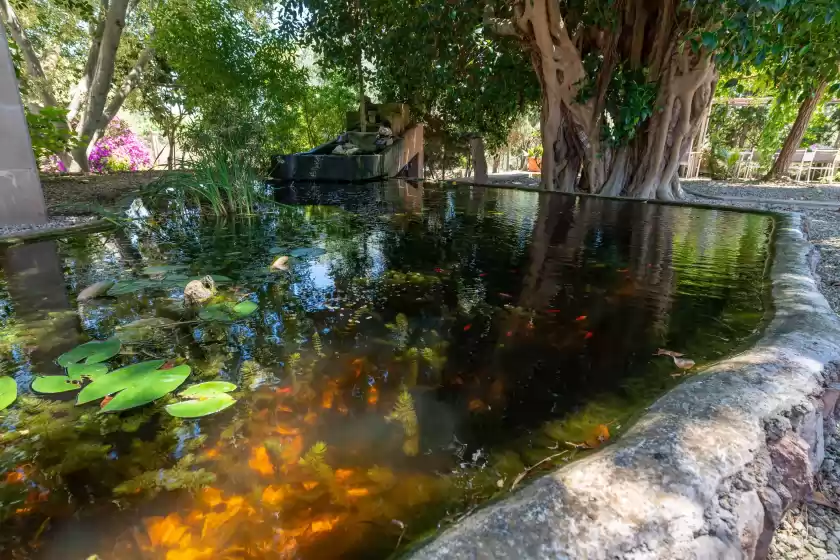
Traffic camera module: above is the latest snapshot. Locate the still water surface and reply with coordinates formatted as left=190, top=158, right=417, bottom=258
left=0, top=182, right=772, bottom=558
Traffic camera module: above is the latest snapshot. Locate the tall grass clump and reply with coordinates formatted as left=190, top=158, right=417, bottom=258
left=146, top=113, right=272, bottom=216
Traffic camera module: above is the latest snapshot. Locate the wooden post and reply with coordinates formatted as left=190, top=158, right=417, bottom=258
left=0, top=23, right=47, bottom=226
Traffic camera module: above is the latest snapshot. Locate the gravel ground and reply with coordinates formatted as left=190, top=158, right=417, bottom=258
left=0, top=171, right=166, bottom=240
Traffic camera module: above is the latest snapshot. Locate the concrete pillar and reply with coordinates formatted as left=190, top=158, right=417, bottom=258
left=0, top=23, right=47, bottom=226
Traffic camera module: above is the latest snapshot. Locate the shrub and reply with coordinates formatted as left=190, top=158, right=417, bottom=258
left=88, top=118, right=151, bottom=173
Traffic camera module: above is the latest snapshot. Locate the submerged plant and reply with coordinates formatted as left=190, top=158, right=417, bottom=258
left=385, top=387, right=419, bottom=456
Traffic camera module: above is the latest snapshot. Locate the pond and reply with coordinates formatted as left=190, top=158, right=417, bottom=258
left=0, top=181, right=772, bottom=559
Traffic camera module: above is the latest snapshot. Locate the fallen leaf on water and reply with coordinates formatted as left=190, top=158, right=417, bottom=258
left=673, top=357, right=696, bottom=370
left=656, top=349, right=685, bottom=358
left=584, top=424, right=610, bottom=448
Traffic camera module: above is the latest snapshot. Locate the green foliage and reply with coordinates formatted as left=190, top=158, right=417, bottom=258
left=31, top=375, right=82, bottom=394
left=76, top=360, right=166, bottom=404
left=299, top=441, right=333, bottom=481
left=56, top=338, right=121, bottom=367
left=385, top=387, right=418, bottom=456
left=165, top=382, right=237, bottom=418
left=25, top=106, right=78, bottom=162
left=198, top=301, right=259, bottom=322
left=0, top=377, right=17, bottom=411
left=100, top=365, right=191, bottom=413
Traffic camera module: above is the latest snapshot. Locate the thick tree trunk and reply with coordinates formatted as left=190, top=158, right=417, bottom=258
left=766, top=80, right=828, bottom=181
left=486, top=0, right=716, bottom=200
left=470, top=137, right=488, bottom=182
left=72, top=0, right=131, bottom=171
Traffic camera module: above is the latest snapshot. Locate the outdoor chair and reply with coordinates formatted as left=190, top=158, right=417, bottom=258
left=806, top=150, right=839, bottom=182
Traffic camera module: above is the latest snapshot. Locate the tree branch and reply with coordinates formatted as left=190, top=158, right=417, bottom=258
left=0, top=0, right=58, bottom=106
left=67, top=8, right=108, bottom=123
left=482, top=5, right=519, bottom=37
left=93, top=45, right=154, bottom=144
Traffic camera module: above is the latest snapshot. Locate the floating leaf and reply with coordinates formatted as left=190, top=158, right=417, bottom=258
left=32, top=376, right=81, bottom=394
left=57, top=338, right=121, bottom=367
left=290, top=247, right=326, bottom=259
left=142, top=265, right=189, bottom=276
left=77, top=280, right=115, bottom=301
left=118, top=318, right=177, bottom=331
left=0, top=377, right=16, bottom=411
left=108, top=279, right=157, bottom=296
left=233, top=301, right=258, bottom=317
left=179, top=382, right=237, bottom=398
left=673, top=357, right=696, bottom=370
left=77, top=359, right=166, bottom=405
left=199, top=302, right=257, bottom=322
left=269, top=247, right=288, bottom=255
left=165, top=393, right=235, bottom=418
left=67, top=363, right=108, bottom=380
left=100, top=365, right=191, bottom=412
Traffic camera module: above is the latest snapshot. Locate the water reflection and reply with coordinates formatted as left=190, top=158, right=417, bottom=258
left=0, top=182, right=771, bottom=559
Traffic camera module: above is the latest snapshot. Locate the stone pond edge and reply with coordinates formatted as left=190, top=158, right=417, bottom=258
left=409, top=211, right=840, bottom=559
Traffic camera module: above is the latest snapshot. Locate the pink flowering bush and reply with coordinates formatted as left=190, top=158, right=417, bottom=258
left=88, top=117, right=151, bottom=173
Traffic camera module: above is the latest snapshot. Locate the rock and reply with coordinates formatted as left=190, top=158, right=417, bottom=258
left=184, top=276, right=216, bottom=304
left=77, top=280, right=115, bottom=301
left=735, top=490, right=764, bottom=557
left=271, top=256, right=290, bottom=271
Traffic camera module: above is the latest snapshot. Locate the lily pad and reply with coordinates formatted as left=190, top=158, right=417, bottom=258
left=67, top=363, right=109, bottom=380
left=165, top=393, right=235, bottom=418
left=179, top=381, right=237, bottom=398
left=182, top=275, right=233, bottom=286
left=199, top=301, right=257, bottom=322
left=108, top=279, right=158, bottom=296
left=269, top=247, right=288, bottom=255
left=142, top=265, right=189, bottom=276
left=32, top=376, right=81, bottom=394
left=57, top=338, right=121, bottom=367
left=290, top=247, right=327, bottom=259
left=0, top=377, right=16, bottom=411
left=100, top=365, right=191, bottom=412
left=77, top=359, right=166, bottom=405
left=118, top=318, right=177, bottom=330
left=233, top=301, right=258, bottom=317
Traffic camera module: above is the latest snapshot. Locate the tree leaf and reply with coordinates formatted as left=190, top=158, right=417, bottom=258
left=179, top=381, right=237, bottom=398
left=165, top=393, right=236, bottom=418
left=0, top=377, right=16, bottom=411
left=77, top=359, right=166, bottom=404
left=101, top=365, right=191, bottom=412
left=67, top=363, right=109, bottom=380
left=233, top=301, right=258, bottom=317
left=32, top=376, right=81, bottom=394
left=701, top=32, right=718, bottom=50
left=57, top=338, right=121, bottom=367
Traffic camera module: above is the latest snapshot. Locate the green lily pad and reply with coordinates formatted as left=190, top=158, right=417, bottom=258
left=142, top=265, right=189, bottom=276
left=67, top=363, right=109, bottom=380
left=57, top=338, right=121, bottom=367
left=77, top=359, right=166, bottom=405
left=179, top=381, right=237, bottom=398
left=0, top=377, right=16, bottom=411
left=290, top=247, right=326, bottom=259
left=32, top=376, right=81, bottom=394
left=118, top=318, right=176, bottom=330
left=165, top=393, right=236, bottom=418
left=269, top=247, right=288, bottom=255
left=100, top=365, right=191, bottom=412
left=233, top=301, right=258, bottom=317
left=199, top=301, right=257, bottom=322
left=108, top=279, right=157, bottom=296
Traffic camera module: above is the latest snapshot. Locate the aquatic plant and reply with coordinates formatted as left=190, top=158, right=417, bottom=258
left=0, top=377, right=16, bottom=411
left=385, top=387, right=419, bottom=456
left=166, top=382, right=237, bottom=418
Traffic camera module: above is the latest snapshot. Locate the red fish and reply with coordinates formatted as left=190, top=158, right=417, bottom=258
left=584, top=331, right=594, bottom=340
left=576, top=315, right=587, bottom=321
left=463, top=324, right=472, bottom=331
left=545, top=309, right=561, bottom=314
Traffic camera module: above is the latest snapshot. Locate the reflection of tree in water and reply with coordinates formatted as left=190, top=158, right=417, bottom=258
left=0, top=184, right=772, bottom=559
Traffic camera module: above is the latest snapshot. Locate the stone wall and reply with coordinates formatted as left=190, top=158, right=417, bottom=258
left=409, top=213, right=840, bottom=560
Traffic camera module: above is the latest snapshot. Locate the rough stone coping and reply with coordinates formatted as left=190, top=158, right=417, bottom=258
left=409, top=212, right=840, bottom=559
left=0, top=219, right=113, bottom=246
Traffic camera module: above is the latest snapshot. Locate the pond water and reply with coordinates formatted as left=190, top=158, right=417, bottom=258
left=0, top=182, right=772, bottom=559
